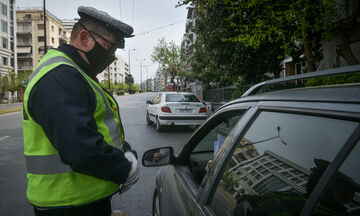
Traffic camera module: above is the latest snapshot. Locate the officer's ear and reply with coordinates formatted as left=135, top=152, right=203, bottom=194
left=79, top=30, right=93, bottom=50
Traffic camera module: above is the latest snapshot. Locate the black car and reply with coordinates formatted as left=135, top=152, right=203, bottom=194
left=142, top=65, right=360, bottom=216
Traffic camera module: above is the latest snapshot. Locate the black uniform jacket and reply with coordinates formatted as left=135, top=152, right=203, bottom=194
left=27, top=44, right=131, bottom=184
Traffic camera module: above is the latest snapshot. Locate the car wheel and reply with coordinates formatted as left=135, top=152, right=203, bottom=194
left=152, top=189, right=160, bottom=216
left=156, top=118, right=163, bottom=132
left=146, top=112, right=152, bottom=125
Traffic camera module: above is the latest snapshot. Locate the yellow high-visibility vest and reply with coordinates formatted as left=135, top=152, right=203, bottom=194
left=23, top=49, right=125, bottom=207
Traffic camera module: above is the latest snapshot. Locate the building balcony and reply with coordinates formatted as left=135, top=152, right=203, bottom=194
left=17, top=54, right=33, bottom=59
left=16, top=29, right=32, bottom=34
left=17, top=46, right=32, bottom=56
left=17, top=41, right=32, bottom=46
left=18, top=65, right=33, bottom=70
left=59, top=33, right=68, bottom=41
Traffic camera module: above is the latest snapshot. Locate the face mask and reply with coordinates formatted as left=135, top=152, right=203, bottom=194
left=84, top=39, right=116, bottom=74
left=78, top=23, right=117, bottom=74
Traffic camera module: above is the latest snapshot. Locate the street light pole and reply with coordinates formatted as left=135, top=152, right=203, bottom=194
left=126, top=49, right=135, bottom=74
left=107, top=66, right=111, bottom=91
left=142, top=65, right=152, bottom=92
left=136, top=58, right=145, bottom=92
left=43, top=0, right=47, bottom=53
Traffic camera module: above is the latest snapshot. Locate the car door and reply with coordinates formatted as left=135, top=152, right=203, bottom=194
left=200, top=107, right=360, bottom=216
left=156, top=105, right=250, bottom=215
left=148, top=93, right=161, bottom=122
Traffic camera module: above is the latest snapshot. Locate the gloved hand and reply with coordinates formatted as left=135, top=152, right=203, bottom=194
left=119, top=151, right=140, bottom=194
left=123, top=141, right=138, bottom=159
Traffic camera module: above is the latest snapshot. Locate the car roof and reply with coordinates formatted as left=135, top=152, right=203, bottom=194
left=162, top=92, right=194, bottom=95
left=227, top=83, right=360, bottom=106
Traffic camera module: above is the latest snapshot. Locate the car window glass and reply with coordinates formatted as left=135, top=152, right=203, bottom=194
left=151, top=95, right=157, bottom=104
left=152, top=94, right=161, bottom=104
left=209, top=111, right=358, bottom=216
left=314, top=140, right=360, bottom=215
left=166, top=94, right=200, bottom=102
left=187, top=111, right=244, bottom=186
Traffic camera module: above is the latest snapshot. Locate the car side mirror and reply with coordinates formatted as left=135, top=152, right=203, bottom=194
left=146, top=100, right=153, bottom=104
left=142, top=147, right=174, bottom=167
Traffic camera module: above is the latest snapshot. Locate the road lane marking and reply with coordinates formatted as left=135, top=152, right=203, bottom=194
left=0, top=136, right=9, bottom=141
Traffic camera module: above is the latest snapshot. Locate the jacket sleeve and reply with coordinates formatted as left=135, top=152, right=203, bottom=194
left=28, top=65, right=131, bottom=184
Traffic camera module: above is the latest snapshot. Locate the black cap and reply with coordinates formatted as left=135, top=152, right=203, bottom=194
left=77, top=6, right=134, bottom=39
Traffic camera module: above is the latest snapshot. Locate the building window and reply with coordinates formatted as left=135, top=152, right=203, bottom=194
left=38, top=47, right=45, bottom=55
left=11, top=57, right=14, bottom=67
left=51, top=25, right=54, bottom=32
left=24, top=14, right=31, bottom=19
left=2, top=20, right=7, bottom=33
left=10, top=9, right=13, bottom=21
left=38, top=24, right=44, bottom=30
left=1, top=3, right=7, bottom=16
left=51, top=37, right=54, bottom=43
left=2, top=37, right=7, bottom=49
left=38, top=36, right=45, bottom=42
left=3, top=57, right=8, bottom=65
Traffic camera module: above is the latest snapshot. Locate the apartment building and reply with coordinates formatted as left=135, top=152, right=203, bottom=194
left=16, top=8, right=70, bottom=73
left=153, top=70, right=166, bottom=92
left=182, top=6, right=196, bottom=64
left=61, top=18, right=78, bottom=32
left=0, top=0, right=15, bottom=77
left=96, top=55, right=128, bottom=84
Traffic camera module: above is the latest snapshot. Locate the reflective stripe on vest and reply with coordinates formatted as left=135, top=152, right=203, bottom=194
left=25, top=154, right=72, bottom=174
left=91, top=82, right=122, bottom=148
left=28, top=56, right=74, bottom=81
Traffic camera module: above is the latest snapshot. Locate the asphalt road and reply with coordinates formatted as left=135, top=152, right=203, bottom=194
left=0, top=93, right=194, bottom=216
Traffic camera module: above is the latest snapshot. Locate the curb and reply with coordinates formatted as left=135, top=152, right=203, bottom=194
left=0, top=107, right=22, bottom=115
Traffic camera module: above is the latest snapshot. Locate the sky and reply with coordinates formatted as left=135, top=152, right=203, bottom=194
left=16, top=0, right=189, bottom=84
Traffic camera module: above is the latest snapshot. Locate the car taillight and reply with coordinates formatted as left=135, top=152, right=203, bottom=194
left=199, top=107, right=206, bottom=113
left=161, top=106, right=172, bottom=113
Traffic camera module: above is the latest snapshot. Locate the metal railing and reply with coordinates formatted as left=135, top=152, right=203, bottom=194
left=17, top=41, right=32, bottom=46
left=242, top=64, right=360, bottom=97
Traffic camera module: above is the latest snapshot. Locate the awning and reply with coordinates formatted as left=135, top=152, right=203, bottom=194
left=17, top=47, right=31, bottom=54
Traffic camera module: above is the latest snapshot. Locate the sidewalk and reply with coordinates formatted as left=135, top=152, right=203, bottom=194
left=0, top=102, right=23, bottom=114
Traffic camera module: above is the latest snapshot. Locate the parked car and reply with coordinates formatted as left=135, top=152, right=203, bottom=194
left=146, top=92, right=207, bottom=131
left=142, top=65, right=360, bottom=216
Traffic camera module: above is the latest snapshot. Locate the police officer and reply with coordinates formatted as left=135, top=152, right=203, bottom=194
left=22, top=6, right=139, bottom=215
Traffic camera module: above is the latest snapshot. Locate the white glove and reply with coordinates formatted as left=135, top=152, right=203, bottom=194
left=120, top=151, right=140, bottom=194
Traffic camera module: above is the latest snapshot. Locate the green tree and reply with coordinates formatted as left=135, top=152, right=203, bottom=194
left=125, top=74, right=134, bottom=93
left=1, top=71, right=18, bottom=102
left=179, top=0, right=358, bottom=72
left=16, top=70, right=31, bottom=89
left=180, top=1, right=283, bottom=94
left=1, top=75, right=9, bottom=101
left=151, top=38, right=181, bottom=91
left=100, top=81, right=116, bottom=94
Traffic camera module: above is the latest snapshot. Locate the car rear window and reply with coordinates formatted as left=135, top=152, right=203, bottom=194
left=165, top=94, right=200, bottom=102
left=209, top=111, right=359, bottom=216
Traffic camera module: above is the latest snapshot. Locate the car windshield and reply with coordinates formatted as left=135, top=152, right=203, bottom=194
left=165, top=94, right=200, bottom=102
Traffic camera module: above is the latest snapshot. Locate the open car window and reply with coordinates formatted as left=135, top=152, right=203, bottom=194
left=209, top=111, right=359, bottom=216
left=185, top=110, right=245, bottom=187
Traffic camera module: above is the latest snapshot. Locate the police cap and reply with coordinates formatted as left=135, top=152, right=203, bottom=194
left=77, top=6, right=134, bottom=43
